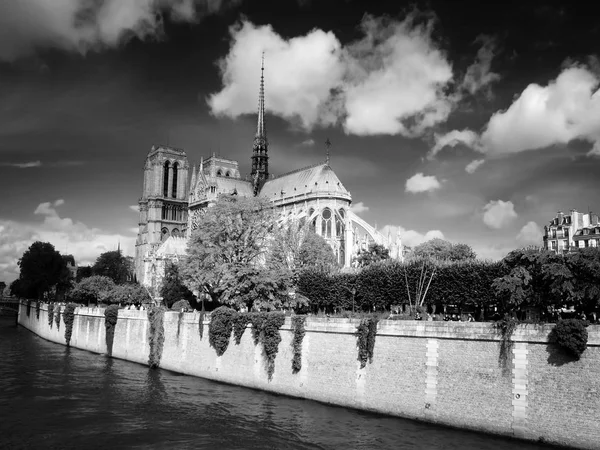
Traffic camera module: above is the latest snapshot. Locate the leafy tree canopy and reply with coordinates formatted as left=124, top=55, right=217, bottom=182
left=69, top=275, right=116, bottom=305
left=160, top=262, right=194, bottom=309
left=18, top=241, right=66, bottom=299
left=92, top=250, right=129, bottom=284
left=411, top=238, right=476, bottom=262
left=354, top=243, right=389, bottom=267
left=108, top=283, right=152, bottom=305
left=298, top=231, right=338, bottom=271
left=180, top=195, right=291, bottom=310
left=76, top=266, right=93, bottom=282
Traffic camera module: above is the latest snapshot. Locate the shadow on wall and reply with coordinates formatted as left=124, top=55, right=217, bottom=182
left=546, top=344, right=579, bottom=366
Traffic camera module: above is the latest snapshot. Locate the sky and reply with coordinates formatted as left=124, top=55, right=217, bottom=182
left=1, top=0, right=600, bottom=283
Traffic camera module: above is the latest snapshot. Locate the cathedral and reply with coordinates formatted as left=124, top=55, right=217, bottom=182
left=134, top=61, right=402, bottom=291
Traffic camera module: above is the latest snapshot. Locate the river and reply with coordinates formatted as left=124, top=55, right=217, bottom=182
left=0, top=317, right=557, bottom=450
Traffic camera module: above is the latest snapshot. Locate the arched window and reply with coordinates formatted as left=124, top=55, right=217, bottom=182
left=308, top=208, right=315, bottom=232
left=172, top=228, right=180, bottom=238
left=163, top=161, right=170, bottom=197
left=225, top=171, right=231, bottom=177
left=172, top=162, right=178, bottom=198
left=322, top=208, right=332, bottom=238
left=336, top=209, right=345, bottom=239
left=217, top=169, right=222, bottom=176
left=161, top=228, right=169, bottom=242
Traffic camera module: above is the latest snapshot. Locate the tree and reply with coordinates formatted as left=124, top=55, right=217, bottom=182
left=17, top=241, right=66, bottom=299
left=76, top=266, right=93, bottom=282
left=92, top=250, right=129, bottom=284
left=412, top=238, right=476, bottom=262
left=298, top=232, right=338, bottom=271
left=108, top=283, right=152, bottom=305
left=69, top=275, right=116, bottom=305
left=180, top=195, right=290, bottom=310
left=56, top=254, right=76, bottom=301
left=160, top=262, right=194, bottom=309
left=354, top=243, right=389, bottom=268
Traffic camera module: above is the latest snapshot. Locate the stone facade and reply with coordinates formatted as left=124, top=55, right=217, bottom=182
left=543, top=209, right=600, bottom=253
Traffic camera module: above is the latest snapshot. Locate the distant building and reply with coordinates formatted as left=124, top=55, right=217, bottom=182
left=543, top=209, right=600, bottom=253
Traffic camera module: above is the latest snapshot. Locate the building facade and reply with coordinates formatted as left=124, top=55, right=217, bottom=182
left=543, top=209, right=600, bottom=253
left=135, top=61, right=401, bottom=291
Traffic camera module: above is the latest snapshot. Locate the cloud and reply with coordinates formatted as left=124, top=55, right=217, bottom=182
left=381, top=225, right=444, bottom=248
left=482, top=200, right=518, bottom=229
left=350, top=201, right=369, bottom=214
left=129, top=205, right=140, bottom=213
left=460, top=35, right=500, bottom=97
left=465, top=159, right=485, bottom=173
left=429, top=129, right=480, bottom=159
left=517, top=221, right=544, bottom=245
left=0, top=160, right=42, bottom=168
left=0, top=199, right=134, bottom=282
left=300, top=139, right=315, bottom=147
left=0, top=0, right=239, bottom=62
left=433, top=61, right=600, bottom=158
left=209, top=12, right=455, bottom=136
left=405, top=173, right=441, bottom=193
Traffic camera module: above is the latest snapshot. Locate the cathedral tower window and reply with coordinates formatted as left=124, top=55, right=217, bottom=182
left=217, top=169, right=222, bottom=176
left=163, top=161, right=170, bottom=197
left=322, top=208, right=332, bottom=238
left=161, top=228, right=169, bottom=241
left=172, top=228, right=180, bottom=238
left=172, top=162, right=178, bottom=198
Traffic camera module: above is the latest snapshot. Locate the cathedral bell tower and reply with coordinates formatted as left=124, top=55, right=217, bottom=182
left=251, top=53, right=269, bottom=196
left=134, top=145, right=189, bottom=282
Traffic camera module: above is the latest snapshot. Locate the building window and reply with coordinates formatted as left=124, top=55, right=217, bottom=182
left=161, top=228, right=169, bottom=242
left=322, top=208, right=332, bottom=238
left=217, top=169, right=222, bottom=176
left=550, top=241, right=556, bottom=249
left=225, top=171, right=231, bottom=177
left=172, top=228, right=180, bottom=238
left=163, top=161, right=170, bottom=197
left=172, top=162, right=178, bottom=198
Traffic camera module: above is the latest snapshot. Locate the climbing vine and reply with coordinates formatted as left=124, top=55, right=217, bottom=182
left=495, top=314, right=518, bottom=374
left=208, top=306, right=236, bottom=356
left=26, top=300, right=32, bottom=317
left=249, top=312, right=267, bottom=346
left=356, top=316, right=379, bottom=369
left=261, top=312, right=285, bottom=381
left=176, top=310, right=184, bottom=340
left=35, top=301, right=40, bottom=320
left=291, top=316, right=306, bottom=374
left=148, top=306, right=166, bottom=369
left=63, top=303, right=77, bottom=347
left=104, top=305, right=119, bottom=357
left=198, top=308, right=205, bottom=340
left=48, top=302, right=54, bottom=329
left=55, top=307, right=61, bottom=330
left=233, top=313, right=251, bottom=345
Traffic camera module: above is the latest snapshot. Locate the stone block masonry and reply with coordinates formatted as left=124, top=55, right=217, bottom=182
left=19, top=303, right=600, bottom=449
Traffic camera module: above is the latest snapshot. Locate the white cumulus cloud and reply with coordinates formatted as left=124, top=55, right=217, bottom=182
left=429, top=129, right=480, bottom=159
left=381, top=225, right=444, bottom=248
left=517, top=221, right=544, bottom=245
left=482, top=200, right=518, bottom=229
left=209, top=12, right=456, bottom=136
left=350, top=201, right=369, bottom=214
left=465, top=159, right=485, bottom=173
left=405, top=173, right=441, bottom=193
left=0, top=0, right=239, bottom=62
left=460, top=35, right=500, bottom=97
left=0, top=199, right=134, bottom=282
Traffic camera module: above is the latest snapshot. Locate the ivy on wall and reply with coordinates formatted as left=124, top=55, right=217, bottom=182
left=104, top=305, right=119, bottom=357
left=233, top=313, right=251, bottom=345
left=176, top=310, right=184, bottom=340
left=356, top=317, right=379, bottom=369
left=249, top=313, right=267, bottom=346
left=48, top=302, right=54, bottom=329
left=35, top=301, right=40, bottom=320
left=55, top=307, right=61, bottom=330
left=63, top=303, right=76, bottom=347
left=291, top=316, right=306, bottom=374
left=208, top=306, right=236, bottom=356
left=198, top=308, right=205, bottom=340
left=26, top=300, right=32, bottom=317
left=148, top=306, right=166, bottom=369
left=549, top=319, right=589, bottom=360
left=495, top=315, right=518, bottom=375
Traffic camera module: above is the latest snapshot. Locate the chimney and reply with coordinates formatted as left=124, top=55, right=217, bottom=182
left=557, top=210, right=564, bottom=224
left=592, top=213, right=599, bottom=226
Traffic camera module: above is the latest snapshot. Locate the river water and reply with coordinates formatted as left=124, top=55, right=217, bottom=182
left=0, top=318, right=556, bottom=450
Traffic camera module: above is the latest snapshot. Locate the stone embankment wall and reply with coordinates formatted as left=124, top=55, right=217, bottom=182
left=19, top=303, right=600, bottom=449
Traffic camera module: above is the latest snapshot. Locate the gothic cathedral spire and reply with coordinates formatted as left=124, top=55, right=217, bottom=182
left=251, top=52, right=269, bottom=195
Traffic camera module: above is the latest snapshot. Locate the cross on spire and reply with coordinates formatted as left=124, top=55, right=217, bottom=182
left=251, top=52, right=269, bottom=195
left=325, top=138, right=331, bottom=165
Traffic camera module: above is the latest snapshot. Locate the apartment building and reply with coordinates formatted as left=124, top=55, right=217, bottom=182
left=543, top=209, right=600, bottom=253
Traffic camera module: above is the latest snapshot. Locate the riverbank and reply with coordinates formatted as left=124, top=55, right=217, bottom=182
left=18, top=302, right=600, bottom=449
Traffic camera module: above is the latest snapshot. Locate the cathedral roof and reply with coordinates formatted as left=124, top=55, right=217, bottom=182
left=259, top=163, right=351, bottom=202
left=215, top=177, right=254, bottom=196
left=156, top=236, right=187, bottom=257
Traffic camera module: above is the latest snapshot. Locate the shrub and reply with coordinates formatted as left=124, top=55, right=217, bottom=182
left=232, top=312, right=251, bottom=345
left=55, top=307, right=61, bottom=330
left=171, top=299, right=191, bottom=311
left=104, top=305, right=119, bottom=356
left=48, top=302, right=54, bottom=328
left=63, top=303, right=77, bottom=346
left=291, top=316, right=306, bottom=373
left=356, top=316, right=378, bottom=368
left=549, top=319, right=589, bottom=359
left=148, top=306, right=166, bottom=368
left=208, top=306, right=236, bottom=356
